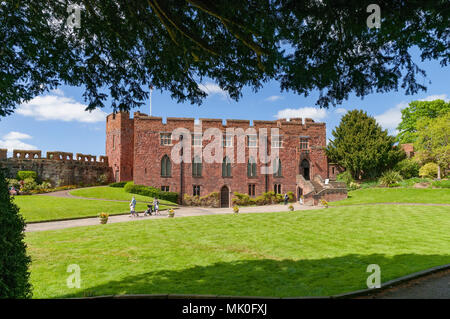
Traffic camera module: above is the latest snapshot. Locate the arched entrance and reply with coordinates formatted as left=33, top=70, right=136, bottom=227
left=300, top=159, right=310, bottom=180
left=220, top=186, right=229, bottom=208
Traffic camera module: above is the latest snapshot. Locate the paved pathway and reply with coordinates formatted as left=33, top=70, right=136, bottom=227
left=363, top=269, right=450, bottom=299
left=25, top=203, right=321, bottom=232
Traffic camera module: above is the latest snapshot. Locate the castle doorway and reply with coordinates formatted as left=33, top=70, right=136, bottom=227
left=220, top=186, right=229, bottom=208
left=297, top=187, right=303, bottom=200
left=300, top=159, right=310, bottom=180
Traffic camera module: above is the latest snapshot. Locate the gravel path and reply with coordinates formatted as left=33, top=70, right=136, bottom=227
left=25, top=203, right=321, bottom=232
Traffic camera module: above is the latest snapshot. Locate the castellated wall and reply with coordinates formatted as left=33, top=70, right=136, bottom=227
left=0, top=149, right=111, bottom=186
left=106, top=112, right=331, bottom=201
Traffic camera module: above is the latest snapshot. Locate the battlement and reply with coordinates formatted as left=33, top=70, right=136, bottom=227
left=109, top=111, right=324, bottom=129
left=1, top=149, right=108, bottom=165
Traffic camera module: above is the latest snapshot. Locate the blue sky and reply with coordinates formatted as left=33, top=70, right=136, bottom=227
left=0, top=49, right=448, bottom=158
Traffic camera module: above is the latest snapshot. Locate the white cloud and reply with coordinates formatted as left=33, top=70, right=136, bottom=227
left=335, top=107, right=347, bottom=115
left=374, top=94, right=449, bottom=134
left=265, top=95, right=283, bottom=102
left=198, top=82, right=228, bottom=98
left=275, top=107, right=328, bottom=121
left=0, top=131, right=37, bottom=154
left=374, top=101, right=408, bottom=133
left=419, top=94, right=449, bottom=102
left=50, top=88, right=65, bottom=96
left=17, top=93, right=107, bottom=123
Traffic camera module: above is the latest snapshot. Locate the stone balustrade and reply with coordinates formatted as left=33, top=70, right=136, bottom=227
left=12, top=150, right=42, bottom=159
left=47, top=151, right=73, bottom=161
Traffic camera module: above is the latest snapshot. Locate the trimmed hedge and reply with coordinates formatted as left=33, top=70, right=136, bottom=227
left=432, top=179, right=450, bottom=188
left=108, top=181, right=130, bottom=188
left=124, top=182, right=178, bottom=203
left=17, top=171, right=37, bottom=181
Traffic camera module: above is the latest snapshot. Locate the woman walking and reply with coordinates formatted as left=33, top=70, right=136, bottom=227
left=153, top=197, right=159, bottom=215
left=129, top=196, right=137, bottom=217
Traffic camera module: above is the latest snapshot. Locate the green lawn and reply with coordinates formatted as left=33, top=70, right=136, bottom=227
left=69, top=186, right=177, bottom=206
left=26, top=205, right=450, bottom=298
left=14, top=196, right=165, bottom=222
left=331, top=188, right=450, bottom=206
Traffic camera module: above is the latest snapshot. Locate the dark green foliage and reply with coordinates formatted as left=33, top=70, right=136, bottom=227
left=394, top=158, right=420, bottom=179
left=1, top=1, right=448, bottom=116
left=16, top=171, right=37, bottom=181
left=397, top=99, right=450, bottom=144
left=326, top=110, right=405, bottom=179
left=0, top=170, right=32, bottom=298
left=336, top=171, right=354, bottom=187
left=379, top=170, right=403, bottom=187
left=124, top=182, right=178, bottom=203
left=108, top=181, right=130, bottom=188
left=431, top=180, right=450, bottom=188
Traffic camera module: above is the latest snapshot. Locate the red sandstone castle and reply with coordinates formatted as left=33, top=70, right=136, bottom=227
left=106, top=112, right=346, bottom=206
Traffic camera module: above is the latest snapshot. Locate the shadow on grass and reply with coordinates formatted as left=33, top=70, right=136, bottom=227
left=61, top=253, right=449, bottom=298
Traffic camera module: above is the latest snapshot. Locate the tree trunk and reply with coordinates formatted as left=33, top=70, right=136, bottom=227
left=437, top=165, right=441, bottom=180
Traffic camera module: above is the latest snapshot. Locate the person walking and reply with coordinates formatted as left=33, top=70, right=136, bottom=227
left=129, top=196, right=137, bottom=217
left=153, top=197, right=159, bottom=215
left=284, top=193, right=289, bottom=205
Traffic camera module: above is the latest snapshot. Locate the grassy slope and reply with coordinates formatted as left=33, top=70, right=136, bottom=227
left=330, top=188, right=450, bottom=206
left=26, top=205, right=450, bottom=298
left=69, top=187, right=177, bottom=206
left=14, top=196, right=161, bottom=222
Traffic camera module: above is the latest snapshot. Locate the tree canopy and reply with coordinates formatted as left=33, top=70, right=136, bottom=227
left=1, top=1, right=449, bottom=116
left=396, top=99, right=450, bottom=144
left=414, top=111, right=450, bottom=179
left=326, top=109, right=405, bottom=179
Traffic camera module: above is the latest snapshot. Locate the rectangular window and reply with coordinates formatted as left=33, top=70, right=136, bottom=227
left=161, top=186, right=170, bottom=192
left=193, top=185, right=201, bottom=196
left=271, top=135, right=283, bottom=148
left=300, top=138, right=309, bottom=150
left=192, top=134, right=202, bottom=146
left=112, top=135, right=115, bottom=150
left=160, top=133, right=172, bottom=146
left=248, top=184, right=256, bottom=196
left=247, top=134, right=258, bottom=147
left=222, top=134, right=233, bottom=147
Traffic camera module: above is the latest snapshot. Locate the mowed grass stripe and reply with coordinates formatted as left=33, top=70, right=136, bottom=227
left=26, top=205, right=450, bottom=298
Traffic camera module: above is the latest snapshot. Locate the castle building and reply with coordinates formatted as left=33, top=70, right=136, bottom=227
left=106, top=112, right=347, bottom=206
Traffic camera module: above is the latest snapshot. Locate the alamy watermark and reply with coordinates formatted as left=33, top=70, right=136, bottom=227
left=67, top=264, right=81, bottom=288
left=366, top=264, right=381, bottom=288
left=366, top=4, right=381, bottom=29
left=66, top=4, right=81, bottom=29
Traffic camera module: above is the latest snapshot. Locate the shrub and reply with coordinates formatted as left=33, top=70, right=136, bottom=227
left=109, top=181, right=130, bottom=188
left=287, top=191, right=295, bottom=202
left=379, top=170, right=403, bottom=187
left=419, top=163, right=439, bottom=178
left=21, top=178, right=37, bottom=193
left=97, top=174, right=109, bottom=185
left=395, top=158, right=420, bottom=179
left=17, top=171, right=37, bottom=181
left=233, top=205, right=239, bottom=213
left=124, top=181, right=179, bottom=203
left=232, top=192, right=251, bottom=206
left=0, top=170, right=32, bottom=298
left=431, top=180, right=450, bottom=188
left=348, top=182, right=360, bottom=190
left=36, top=181, right=52, bottom=190
left=7, top=178, right=20, bottom=189
left=336, top=171, right=354, bottom=187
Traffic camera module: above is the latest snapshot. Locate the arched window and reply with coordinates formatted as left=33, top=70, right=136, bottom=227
left=222, top=156, right=232, bottom=177
left=161, top=155, right=171, bottom=177
left=192, top=156, right=202, bottom=177
left=273, top=157, right=282, bottom=177
left=247, top=157, right=257, bottom=177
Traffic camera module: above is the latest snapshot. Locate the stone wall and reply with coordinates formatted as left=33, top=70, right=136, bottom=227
left=0, top=150, right=111, bottom=186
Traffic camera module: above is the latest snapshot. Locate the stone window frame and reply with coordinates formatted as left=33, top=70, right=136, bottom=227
left=300, top=137, right=309, bottom=150
left=222, top=156, right=232, bottom=177
left=273, top=157, right=282, bottom=177
left=274, top=183, right=282, bottom=194
left=248, top=184, right=256, bottom=196
left=160, top=133, right=172, bottom=146
left=247, top=156, right=257, bottom=178
left=192, top=133, right=202, bottom=147
left=161, top=155, right=172, bottom=177
left=271, top=135, right=283, bottom=148
left=161, top=185, right=170, bottom=192
left=222, top=134, right=233, bottom=147
left=246, top=134, right=258, bottom=148
left=192, top=156, right=202, bottom=177
left=193, top=185, right=201, bottom=196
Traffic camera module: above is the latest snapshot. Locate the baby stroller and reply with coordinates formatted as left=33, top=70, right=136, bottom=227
left=144, top=204, right=153, bottom=216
